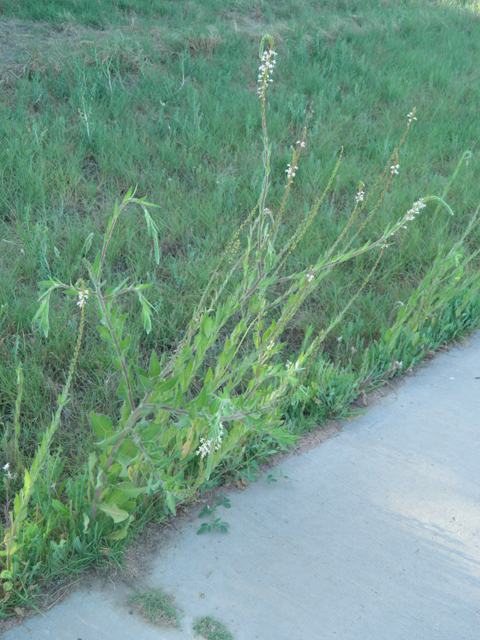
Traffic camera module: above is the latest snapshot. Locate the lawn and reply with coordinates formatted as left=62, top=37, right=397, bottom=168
left=0, top=0, right=479, bottom=615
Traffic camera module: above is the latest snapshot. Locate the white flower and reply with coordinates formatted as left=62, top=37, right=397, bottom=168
left=407, top=111, right=417, bottom=124
left=197, top=426, right=224, bottom=458
left=296, top=140, right=306, bottom=148
left=196, top=438, right=212, bottom=459
left=77, top=289, right=89, bottom=308
left=355, top=190, right=364, bottom=203
left=404, top=198, right=426, bottom=223
left=5, top=471, right=14, bottom=481
left=3, top=463, right=10, bottom=471
left=257, top=49, right=277, bottom=98
left=285, top=163, right=298, bottom=181
left=306, top=273, right=314, bottom=283
left=390, top=163, right=399, bottom=176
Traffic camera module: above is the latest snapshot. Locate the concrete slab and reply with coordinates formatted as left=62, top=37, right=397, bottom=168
left=4, top=334, right=480, bottom=639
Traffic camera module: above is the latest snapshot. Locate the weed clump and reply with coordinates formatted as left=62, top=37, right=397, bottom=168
left=194, top=616, right=234, bottom=640
left=128, top=588, right=181, bottom=627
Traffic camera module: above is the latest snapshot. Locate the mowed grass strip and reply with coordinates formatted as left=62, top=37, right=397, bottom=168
left=0, top=0, right=479, bottom=461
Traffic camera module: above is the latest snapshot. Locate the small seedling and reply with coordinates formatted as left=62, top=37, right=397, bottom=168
left=197, top=495, right=231, bottom=534
left=128, top=588, right=181, bottom=627
left=266, top=468, right=291, bottom=484
left=194, top=616, right=234, bottom=640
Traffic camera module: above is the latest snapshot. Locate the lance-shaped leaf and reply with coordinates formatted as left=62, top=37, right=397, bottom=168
left=32, top=292, right=52, bottom=337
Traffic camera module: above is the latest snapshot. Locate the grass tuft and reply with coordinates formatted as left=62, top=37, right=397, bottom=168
left=194, top=616, right=234, bottom=640
left=128, top=588, right=181, bottom=627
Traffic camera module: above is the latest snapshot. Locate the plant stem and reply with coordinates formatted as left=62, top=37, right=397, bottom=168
left=95, top=283, right=136, bottom=412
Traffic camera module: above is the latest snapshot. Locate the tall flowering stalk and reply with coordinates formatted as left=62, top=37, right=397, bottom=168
left=257, top=36, right=277, bottom=259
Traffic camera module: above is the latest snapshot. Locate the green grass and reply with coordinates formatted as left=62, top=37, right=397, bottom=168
left=194, top=616, right=234, bottom=640
left=1, top=0, right=480, bottom=614
left=0, top=0, right=176, bottom=27
left=128, top=588, right=181, bottom=627
left=1, top=0, right=480, bottom=457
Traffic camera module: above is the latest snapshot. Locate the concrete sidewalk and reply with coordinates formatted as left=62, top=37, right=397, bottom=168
left=4, top=334, right=480, bottom=639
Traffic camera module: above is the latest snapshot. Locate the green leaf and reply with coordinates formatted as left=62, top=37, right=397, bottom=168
left=97, top=502, right=130, bottom=524
left=81, top=232, right=94, bottom=256
left=90, top=413, right=115, bottom=440
left=13, top=493, right=22, bottom=519
left=204, top=367, right=213, bottom=385
left=149, top=349, right=161, bottom=378
left=202, top=314, right=214, bottom=337
left=32, top=294, right=51, bottom=337
left=119, top=336, right=131, bottom=353
left=92, top=251, right=100, bottom=278
left=171, top=414, right=189, bottom=430
left=195, top=384, right=209, bottom=410
left=98, top=326, right=110, bottom=342
left=137, top=374, right=156, bottom=391
left=142, top=304, right=152, bottom=334
left=108, top=516, right=134, bottom=540
left=116, top=377, right=131, bottom=403
left=139, top=422, right=161, bottom=442
left=116, top=482, right=149, bottom=499
left=143, top=208, right=160, bottom=264
left=151, top=374, right=180, bottom=397
left=166, top=492, right=176, bottom=515
left=123, top=186, right=133, bottom=203
left=51, top=499, right=70, bottom=517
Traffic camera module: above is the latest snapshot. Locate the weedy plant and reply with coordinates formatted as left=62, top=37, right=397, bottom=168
left=128, top=588, right=181, bottom=627
left=194, top=616, right=234, bottom=640
left=0, top=35, right=458, bottom=600
left=266, top=468, right=291, bottom=484
left=197, top=495, right=231, bottom=534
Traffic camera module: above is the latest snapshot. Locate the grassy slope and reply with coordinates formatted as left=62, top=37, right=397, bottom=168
left=0, top=0, right=479, bottom=616
left=0, top=0, right=479, bottom=463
